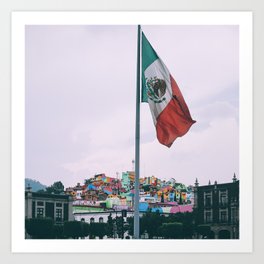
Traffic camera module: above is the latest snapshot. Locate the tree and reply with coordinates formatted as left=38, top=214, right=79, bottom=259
left=46, top=181, right=65, bottom=194
left=64, top=221, right=89, bottom=239
left=82, top=222, right=90, bottom=238
left=159, top=222, right=183, bottom=239
left=126, top=216, right=134, bottom=237
left=25, top=218, right=54, bottom=239
left=36, top=189, right=46, bottom=193
left=90, top=223, right=108, bottom=239
left=53, top=224, right=65, bottom=239
left=142, top=185, right=151, bottom=192
left=106, top=213, right=114, bottom=238
left=179, top=191, right=183, bottom=204
left=166, top=212, right=184, bottom=223
left=140, top=212, right=164, bottom=239
left=126, top=212, right=166, bottom=239
left=164, top=212, right=195, bottom=238
left=196, top=224, right=211, bottom=239
left=127, top=212, right=195, bottom=239
left=161, top=193, right=164, bottom=203
left=115, top=216, right=126, bottom=239
left=181, top=212, right=195, bottom=238
left=182, top=222, right=195, bottom=239
left=174, top=192, right=177, bottom=202
left=84, top=178, right=93, bottom=185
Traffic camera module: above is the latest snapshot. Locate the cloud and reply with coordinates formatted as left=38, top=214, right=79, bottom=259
left=192, top=100, right=239, bottom=131
left=25, top=25, right=239, bottom=187
left=61, top=145, right=135, bottom=179
left=141, top=117, right=239, bottom=186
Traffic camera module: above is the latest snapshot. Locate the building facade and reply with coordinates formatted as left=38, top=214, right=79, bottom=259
left=25, top=187, right=74, bottom=224
left=193, top=174, right=239, bottom=239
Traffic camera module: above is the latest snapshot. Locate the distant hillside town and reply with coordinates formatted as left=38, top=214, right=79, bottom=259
left=66, top=172, right=194, bottom=214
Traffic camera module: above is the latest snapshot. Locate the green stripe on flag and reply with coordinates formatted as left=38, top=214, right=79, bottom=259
left=141, top=32, right=159, bottom=102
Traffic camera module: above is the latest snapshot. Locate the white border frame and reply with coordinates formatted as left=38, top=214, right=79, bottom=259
left=12, top=11, right=252, bottom=253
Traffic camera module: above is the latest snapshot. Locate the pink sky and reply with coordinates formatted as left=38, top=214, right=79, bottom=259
left=25, top=25, right=239, bottom=188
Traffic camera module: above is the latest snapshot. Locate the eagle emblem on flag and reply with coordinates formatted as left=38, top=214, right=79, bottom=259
left=146, top=77, right=167, bottom=103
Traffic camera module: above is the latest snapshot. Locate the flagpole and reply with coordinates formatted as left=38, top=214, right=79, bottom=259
left=134, top=24, right=141, bottom=239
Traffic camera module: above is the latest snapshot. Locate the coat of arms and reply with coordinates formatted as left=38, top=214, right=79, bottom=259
left=146, top=77, right=167, bottom=103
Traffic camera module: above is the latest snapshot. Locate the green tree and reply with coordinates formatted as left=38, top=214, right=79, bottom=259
left=182, top=222, right=195, bottom=238
left=179, top=192, right=183, bottom=204
left=90, top=223, right=108, bottom=239
left=166, top=212, right=184, bottom=223
left=84, top=178, right=93, bottom=185
left=53, top=224, right=65, bottom=239
left=126, top=212, right=165, bottom=239
left=196, top=224, right=211, bottom=239
left=126, top=216, right=134, bottom=237
left=182, top=212, right=195, bottom=238
left=36, top=189, right=46, bottom=193
left=46, top=181, right=64, bottom=194
left=115, top=216, right=126, bottom=239
left=159, top=222, right=183, bottom=239
left=106, top=213, right=114, bottom=238
left=161, top=193, right=164, bottom=203
left=25, top=218, right=54, bottom=239
left=141, top=212, right=164, bottom=239
left=83, top=222, right=90, bottom=238
left=164, top=212, right=195, bottom=238
left=64, top=221, right=89, bottom=239
left=142, top=185, right=151, bottom=192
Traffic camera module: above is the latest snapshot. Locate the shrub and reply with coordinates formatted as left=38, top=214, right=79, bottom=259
left=25, top=218, right=54, bottom=239
left=64, top=221, right=90, bottom=239
left=53, top=224, right=65, bottom=239
left=90, top=223, right=108, bottom=239
left=196, top=224, right=211, bottom=238
left=159, top=222, right=183, bottom=239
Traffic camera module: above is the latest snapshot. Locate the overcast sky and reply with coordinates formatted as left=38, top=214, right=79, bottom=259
left=25, top=25, right=239, bottom=188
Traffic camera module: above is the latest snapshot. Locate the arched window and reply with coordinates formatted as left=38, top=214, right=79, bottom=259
left=90, top=217, right=95, bottom=223
left=99, top=217, right=104, bottom=223
left=81, top=218, right=85, bottom=222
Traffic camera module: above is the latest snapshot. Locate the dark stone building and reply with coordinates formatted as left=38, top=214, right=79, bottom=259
left=25, top=186, right=74, bottom=224
left=194, top=174, right=239, bottom=239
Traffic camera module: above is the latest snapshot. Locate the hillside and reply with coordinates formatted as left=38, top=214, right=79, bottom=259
left=25, top=178, right=47, bottom=192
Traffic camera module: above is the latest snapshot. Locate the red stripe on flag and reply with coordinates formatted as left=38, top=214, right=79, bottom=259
left=155, top=75, right=196, bottom=147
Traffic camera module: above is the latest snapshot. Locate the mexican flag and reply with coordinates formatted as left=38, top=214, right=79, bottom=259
left=141, top=32, right=196, bottom=147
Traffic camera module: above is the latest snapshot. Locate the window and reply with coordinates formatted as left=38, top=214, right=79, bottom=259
left=56, top=208, right=62, bottom=222
left=231, top=207, right=238, bottom=223
left=99, top=217, right=104, bottom=223
left=37, top=201, right=44, bottom=206
left=219, top=209, right=228, bottom=222
left=204, top=210, right=212, bottom=223
left=56, top=203, right=62, bottom=207
left=90, top=217, right=95, bottom=223
left=219, top=190, right=228, bottom=206
left=36, top=207, right=44, bottom=218
left=204, top=191, right=212, bottom=207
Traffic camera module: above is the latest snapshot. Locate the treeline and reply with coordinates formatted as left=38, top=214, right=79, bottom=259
left=25, top=212, right=213, bottom=239
left=25, top=218, right=111, bottom=239
left=128, top=211, right=195, bottom=239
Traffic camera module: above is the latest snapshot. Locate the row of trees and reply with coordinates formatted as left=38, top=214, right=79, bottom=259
left=25, top=218, right=110, bottom=239
left=25, top=212, right=212, bottom=239
left=126, top=211, right=196, bottom=239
